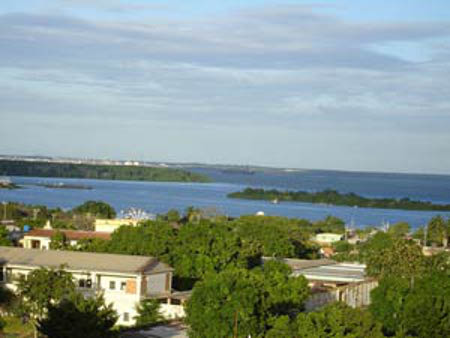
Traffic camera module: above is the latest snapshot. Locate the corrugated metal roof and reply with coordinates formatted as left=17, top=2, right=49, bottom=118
left=295, top=263, right=367, bottom=283
left=0, top=246, right=173, bottom=274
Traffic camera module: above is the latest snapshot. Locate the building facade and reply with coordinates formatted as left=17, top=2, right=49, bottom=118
left=0, top=247, right=173, bottom=326
left=94, top=219, right=140, bottom=233
left=22, top=229, right=111, bottom=250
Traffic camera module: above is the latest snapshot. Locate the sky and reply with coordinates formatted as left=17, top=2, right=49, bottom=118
left=1, top=1, right=450, bottom=174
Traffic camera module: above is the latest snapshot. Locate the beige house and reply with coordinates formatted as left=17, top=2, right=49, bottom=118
left=0, top=247, right=174, bottom=326
left=94, top=219, right=140, bottom=233
left=22, top=229, right=111, bottom=250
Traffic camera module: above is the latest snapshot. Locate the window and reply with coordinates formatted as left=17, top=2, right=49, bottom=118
left=86, top=279, right=92, bottom=288
left=120, top=281, right=126, bottom=291
left=78, top=279, right=85, bottom=288
left=109, top=281, right=116, bottom=290
left=123, top=312, right=129, bottom=322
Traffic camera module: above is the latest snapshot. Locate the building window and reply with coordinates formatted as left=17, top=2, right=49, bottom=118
left=120, top=281, right=126, bottom=291
left=79, top=279, right=85, bottom=288
left=86, top=279, right=92, bottom=288
left=123, top=312, right=129, bottom=322
left=109, top=281, right=116, bottom=290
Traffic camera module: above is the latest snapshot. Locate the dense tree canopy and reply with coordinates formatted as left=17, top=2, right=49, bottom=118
left=107, top=220, right=176, bottom=260
left=0, top=226, right=12, bottom=246
left=293, top=302, right=384, bottom=338
left=72, top=200, right=117, bottom=219
left=185, top=261, right=310, bottom=337
left=134, top=299, right=163, bottom=327
left=365, top=236, right=425, bottom=280
left=171, top=220, right=261, bottom=281
left=387, top=222, right=410, bottom=238
left=370, top=272, right=450, bottom=337
left=37, top=294, right=118, bottom=338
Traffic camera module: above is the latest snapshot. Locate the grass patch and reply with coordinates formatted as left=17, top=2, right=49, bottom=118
left=2, top=316, right=34, bottom=338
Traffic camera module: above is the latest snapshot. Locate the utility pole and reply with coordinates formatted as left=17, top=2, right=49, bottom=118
left=424, top=224, right=428, bottom=247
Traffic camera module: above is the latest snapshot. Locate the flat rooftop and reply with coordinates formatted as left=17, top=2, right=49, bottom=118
left=0, top=246, right=173, bottom=275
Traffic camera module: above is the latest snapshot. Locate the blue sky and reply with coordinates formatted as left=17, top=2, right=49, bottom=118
left=1, top=1, right=450, bottom=174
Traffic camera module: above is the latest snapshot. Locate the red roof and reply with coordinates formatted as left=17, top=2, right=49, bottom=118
left=25, top=229, right=111, bottom=241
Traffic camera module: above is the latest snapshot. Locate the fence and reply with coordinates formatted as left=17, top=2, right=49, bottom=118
left=305, top=279, right=378, bottom=311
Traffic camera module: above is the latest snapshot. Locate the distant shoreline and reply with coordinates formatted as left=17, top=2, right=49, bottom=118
left=228, top=188, right=450, bottom=212
left=0, top=160, right=211, bottom=183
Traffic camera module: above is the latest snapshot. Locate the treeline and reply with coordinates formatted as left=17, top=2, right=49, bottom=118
left=1, top=200, right=116, bottom=232
left=229, top=187, right=450, bottom=211
left=0, top=160, right=211, bottom=183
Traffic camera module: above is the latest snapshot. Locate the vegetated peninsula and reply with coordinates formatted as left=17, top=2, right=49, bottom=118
left=0, top=160, right=211, bottom=183
left=228, top=187, right=450, bottom=211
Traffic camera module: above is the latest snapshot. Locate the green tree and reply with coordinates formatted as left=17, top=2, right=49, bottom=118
left=313, top=215, right=346, bottom=234
left=294, top=302, right=384, bottom=338
left=232, top=215, right=317, bottom=258
left=37, top=293, right=118, bottom=338
left=166, top=209, right=180, bottom=223
left=401, top=272, right=450, bottom=337
left=364, top=235, right=425, bottom=281
left=427, top=215, right=449, bottom=247
left=171, top=220, right=261, bottom=284
left=359, top=231, right=394, bottom=264
left=15, top=266, right=76, bottom=336
left=134, top=299, right=163, bottom=327
left=49, top=230, right=68, bottom=250
left=0, top=225, right=12, bottom=246
left=185, top=261, right=309, bottom=337
left=370, top=276, right=411, bottom=335
left=108, top=220, right=176, bottom=261
left=370, top=272, right=450, bottom=337
left=387, top=222, right=410, bottom=238
left=73, top=201, right=116, bottom=219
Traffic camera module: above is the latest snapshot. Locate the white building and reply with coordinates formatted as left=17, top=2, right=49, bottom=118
left=0, top=247, right=174, bottom=326
left=22, top=229, right=111, bottom=250
left=313, top=233, right=344, bottom=244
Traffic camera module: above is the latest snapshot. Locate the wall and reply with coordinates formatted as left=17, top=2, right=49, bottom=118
left=146, top=273, right=169, bottom=294
left=305, top=280, right=379, bottom=311
left=159, top=303, right=185, bottom=319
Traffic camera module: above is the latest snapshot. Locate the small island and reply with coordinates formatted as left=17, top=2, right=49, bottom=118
left=0, top=177, right=20, bottom=189
left=0, top=160, right=211, bottom=183
left=228, top=187, right=450, bottom=211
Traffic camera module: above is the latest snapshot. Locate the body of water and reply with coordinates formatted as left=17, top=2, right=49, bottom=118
left=1, top=168, right=450, bottom=229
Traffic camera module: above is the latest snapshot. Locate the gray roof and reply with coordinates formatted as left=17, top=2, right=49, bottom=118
left=0, top=246, right=173, bottom=274
left=294, top=263, right=367, bottom=283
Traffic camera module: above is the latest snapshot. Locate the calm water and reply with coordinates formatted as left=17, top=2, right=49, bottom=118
left=1, top=168, right=450, bottom=229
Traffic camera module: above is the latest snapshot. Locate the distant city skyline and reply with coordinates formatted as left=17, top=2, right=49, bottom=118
left=1, top=1, right=450, bottom=174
